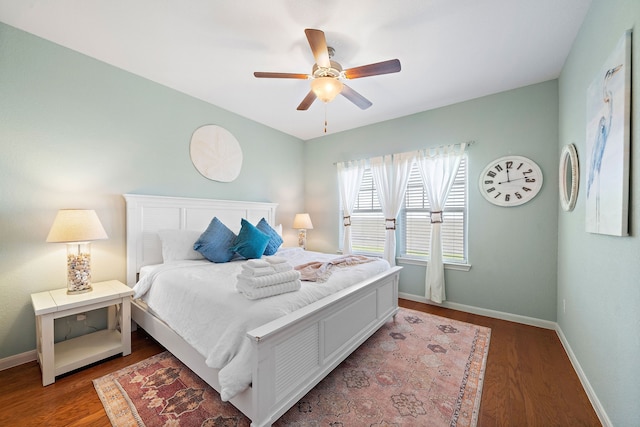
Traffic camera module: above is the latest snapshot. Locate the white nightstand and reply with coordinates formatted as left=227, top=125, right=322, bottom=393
left=30, top=280, right=134, bottom=386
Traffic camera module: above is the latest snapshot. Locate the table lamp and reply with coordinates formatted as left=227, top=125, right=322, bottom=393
left=293, top=213, right=313, bottom=250
left=46, top=209, right=108, bottom=294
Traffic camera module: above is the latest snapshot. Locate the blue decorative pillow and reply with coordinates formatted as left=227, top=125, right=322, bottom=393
left=230, top=218, right=270, bottom=259
left=193, top=217, right=237, bottom=263
left=256, top=218, right=283, bottom=256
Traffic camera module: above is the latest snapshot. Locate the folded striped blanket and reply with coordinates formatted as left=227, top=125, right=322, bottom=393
left=236, top=280, right=301, bottom=300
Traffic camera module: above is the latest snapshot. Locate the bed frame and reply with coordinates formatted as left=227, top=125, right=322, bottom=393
left=124, top=194, right=401, bottom=427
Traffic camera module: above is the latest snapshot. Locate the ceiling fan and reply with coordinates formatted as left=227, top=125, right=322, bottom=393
left=254, top=29, right=401, bottom=111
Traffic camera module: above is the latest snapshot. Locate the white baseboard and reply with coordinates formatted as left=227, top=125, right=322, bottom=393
left=398, top=292, right=557, bottom=329
left=555, top=326, right=612, bottom=427
left=0, top=350, right=36, bottom=371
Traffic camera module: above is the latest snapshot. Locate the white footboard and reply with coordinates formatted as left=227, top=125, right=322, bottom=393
left=131, top=266, right=400, bottom=427
left=247, top=266, right=401, bottom=427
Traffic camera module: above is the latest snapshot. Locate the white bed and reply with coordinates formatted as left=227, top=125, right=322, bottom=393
left=124, top=194, right=402, bottom=427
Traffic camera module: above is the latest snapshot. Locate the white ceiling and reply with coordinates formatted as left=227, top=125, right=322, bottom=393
left=0, top=0, right=591, bottom=140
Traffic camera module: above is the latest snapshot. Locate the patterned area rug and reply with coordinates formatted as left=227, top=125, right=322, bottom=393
left=94, top=308, right=490, bottom=426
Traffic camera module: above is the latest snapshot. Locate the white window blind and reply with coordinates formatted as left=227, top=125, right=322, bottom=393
left=345, top=157, right=467, bottom=263
left=401, top=158, right=467, bottom=263
left=350, top=170, right=385, bottom=254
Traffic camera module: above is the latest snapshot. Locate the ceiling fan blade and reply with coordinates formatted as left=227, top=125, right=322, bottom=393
left=343, top=59, right=401, bottom=79
left=304, top=28, right=331, bottom=68
left=297, top=91, right=317, bottom=110
left=254, top=72, right=309, bottom=79
left=341, top=84, right=372, bottom=110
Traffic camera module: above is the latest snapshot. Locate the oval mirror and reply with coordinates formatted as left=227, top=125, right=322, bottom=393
left=559, top=143, right=579, bottom=211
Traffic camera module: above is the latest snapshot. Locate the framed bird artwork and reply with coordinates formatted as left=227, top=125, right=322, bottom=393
left=585, top=30, right=631, bottom=236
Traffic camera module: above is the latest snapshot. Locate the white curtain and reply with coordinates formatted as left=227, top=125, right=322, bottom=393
left=337, top=160, right=366, bottom=254
left=416, top=142, right=466, bottom=303
left=370, top=152, right=415, bottom=266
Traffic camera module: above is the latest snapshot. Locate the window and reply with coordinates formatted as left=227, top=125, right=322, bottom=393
left=349, top=170, right=386, bottom=255
left=344, top=157, right=467, bottom=264
left=401, top=158, right=467, bottom=263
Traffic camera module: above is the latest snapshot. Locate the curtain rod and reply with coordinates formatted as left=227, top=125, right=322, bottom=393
left=333, top=140, right=475, bottom=165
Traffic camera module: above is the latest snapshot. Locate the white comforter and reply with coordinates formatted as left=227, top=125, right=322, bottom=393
left=132, top=247, right=390, bottom=401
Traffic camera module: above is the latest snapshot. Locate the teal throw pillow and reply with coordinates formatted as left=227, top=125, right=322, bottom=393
left=193, top=217, right=237, bottom=263
left=256, top=218, right=283, bottom=256
left=231, top=218, right=270, bottom=259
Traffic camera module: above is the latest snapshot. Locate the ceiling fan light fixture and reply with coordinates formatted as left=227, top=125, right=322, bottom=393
left=254, top=29, right=400, bottom=111
left=311, top=76, right=344, bottom=103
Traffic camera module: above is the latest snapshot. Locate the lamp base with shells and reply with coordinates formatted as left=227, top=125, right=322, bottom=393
left=66, top=242, right=93, bottom=294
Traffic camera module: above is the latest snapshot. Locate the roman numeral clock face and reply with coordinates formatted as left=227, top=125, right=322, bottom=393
left=479, top=156, right=543, bottom=206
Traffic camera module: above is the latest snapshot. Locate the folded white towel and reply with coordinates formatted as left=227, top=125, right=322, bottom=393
left=241, top=259, right=293, bottom=276
left=241, top=265, right=276, bottom=277
left=237, top=280, right=301, bottom=300
left=264, top=256, right=287, bottom=264
left=237, top=270, right=301, bottom=288
left=246, top=259, right=270, bottom=268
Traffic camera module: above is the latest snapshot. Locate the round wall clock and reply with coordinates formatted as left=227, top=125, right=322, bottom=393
left=190, top=125, right=243, bottom=182
left=479, top=155, right=543, bottom=207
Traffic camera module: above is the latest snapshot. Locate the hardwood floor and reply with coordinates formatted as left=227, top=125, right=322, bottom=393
left=0, top=300, right=601, bottom=426
left=399, top=300, right=601, bottom=427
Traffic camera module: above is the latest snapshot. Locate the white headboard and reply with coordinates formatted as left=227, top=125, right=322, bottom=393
left=123, top=194, right=278, bottom=286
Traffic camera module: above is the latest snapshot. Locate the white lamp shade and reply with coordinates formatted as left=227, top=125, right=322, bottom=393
left=293, top=213, right=313, bottom=230
left=46, top=209, right=108, bottom=243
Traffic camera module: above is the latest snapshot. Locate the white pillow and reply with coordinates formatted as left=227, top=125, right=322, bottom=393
left=275, top=223, right=283, bottom=237
left=158, top=229, right=205, bottom=262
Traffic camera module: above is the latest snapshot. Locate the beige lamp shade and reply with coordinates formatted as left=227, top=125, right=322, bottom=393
left=47, top=209, right=107, bottom=294
left=293, top=213, right=313, bottom=230
left=46, top=209, right=108, bottom=243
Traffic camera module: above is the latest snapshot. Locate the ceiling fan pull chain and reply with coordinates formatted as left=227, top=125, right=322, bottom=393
left=324, top=103, right=328, bottom=133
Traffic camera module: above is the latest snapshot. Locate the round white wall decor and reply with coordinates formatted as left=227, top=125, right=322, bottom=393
left=190, top=125, right=243, bottom=182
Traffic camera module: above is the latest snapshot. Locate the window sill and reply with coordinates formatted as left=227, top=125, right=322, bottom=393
left=396, top=257, right=471, bottom=271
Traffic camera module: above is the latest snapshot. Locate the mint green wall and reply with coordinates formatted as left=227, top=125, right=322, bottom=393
left=0, top=23, right=304, bottom=359
left=4, top=5, right=637, bottom=422
left=304, top=81, right=559, bottom=322
left=558, top=0, right=640, bottom=425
